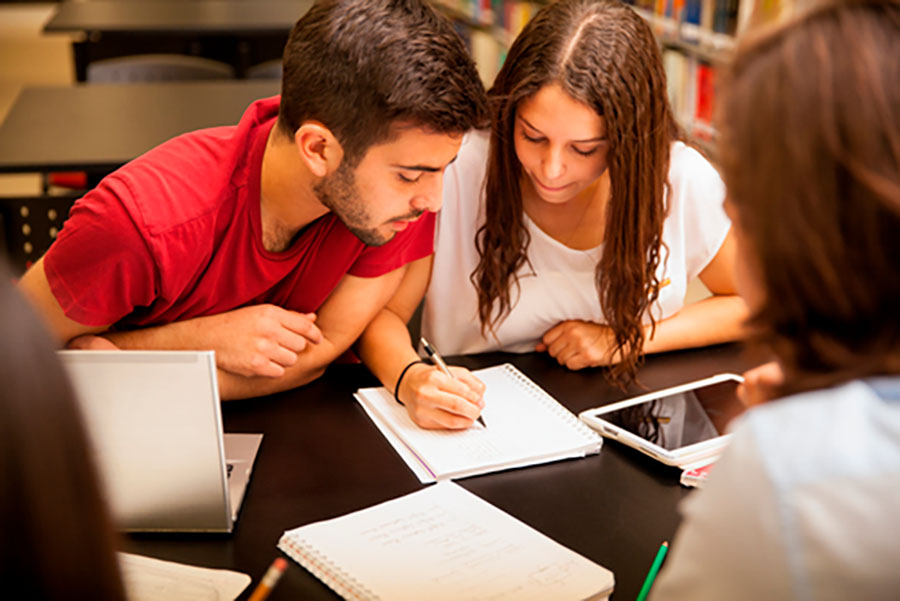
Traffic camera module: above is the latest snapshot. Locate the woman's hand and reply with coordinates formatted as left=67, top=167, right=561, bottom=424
left=537, top=320, right=621, bottom=370
left=738, top=361, right=784, bottom=406
left=397, top=363, right=487, bottom=429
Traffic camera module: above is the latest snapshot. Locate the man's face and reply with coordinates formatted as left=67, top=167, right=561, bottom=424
left=315, top=127, right=463, bottom=246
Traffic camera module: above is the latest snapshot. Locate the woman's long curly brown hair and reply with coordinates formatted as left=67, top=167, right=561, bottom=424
left=473, top=0, right=680, bottom=385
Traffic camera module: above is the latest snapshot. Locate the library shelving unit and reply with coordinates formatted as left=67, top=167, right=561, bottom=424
left=432, top=0, right=543, bottom=86
left=433, top=0, right=788, bottom=154
left=636, top=0, right=740, bottom=152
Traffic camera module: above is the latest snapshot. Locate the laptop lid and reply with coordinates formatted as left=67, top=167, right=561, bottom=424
left=59, top=350, right=260, bottom=533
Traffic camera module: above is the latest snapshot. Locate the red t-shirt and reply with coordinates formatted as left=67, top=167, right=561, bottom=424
left=44, top=97, right=435, bottom=329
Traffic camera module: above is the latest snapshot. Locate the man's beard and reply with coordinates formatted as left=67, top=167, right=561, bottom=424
left=314, top=162, right=423, bottom=247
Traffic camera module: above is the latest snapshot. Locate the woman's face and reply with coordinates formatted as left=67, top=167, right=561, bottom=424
left=514, top=83, right=609, bottom=205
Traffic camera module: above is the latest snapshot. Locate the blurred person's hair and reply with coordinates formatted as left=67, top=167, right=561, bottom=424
left=719, top=0, right=900, bottom=395
left=0, top=265, right=126, bottom=600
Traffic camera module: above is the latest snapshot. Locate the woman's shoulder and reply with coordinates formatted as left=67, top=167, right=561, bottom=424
left=734, top=377, right=900, bottom=485
left=667, top=140, right=720, bottom=183
left=664, top=140, right=726, bottom=218
left=743, top=377, right=900, bottom=427
left=455, top=128, right=491, bottom=172
left=442, top=129, right=491, bottom=213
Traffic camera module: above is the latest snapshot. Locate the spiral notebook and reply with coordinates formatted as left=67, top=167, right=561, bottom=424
left=278, top=481, right=615, bottom=601
left=354, top=363, right=603, bottom=482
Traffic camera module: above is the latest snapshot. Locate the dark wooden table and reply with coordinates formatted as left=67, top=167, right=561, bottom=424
left=0, top=80, right=279, bottom=175
left=43, top=0, right=312, bottom=80
left=124, top=343, right=759, bottom=600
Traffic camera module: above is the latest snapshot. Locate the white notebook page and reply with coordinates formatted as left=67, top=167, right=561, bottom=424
left=278, top=481, right=613, bottom=601
left=355, top=364, right=602, bottom=481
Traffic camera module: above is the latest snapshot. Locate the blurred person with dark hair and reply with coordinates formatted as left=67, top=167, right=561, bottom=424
left=652, top=1, right=900, bottom=598
left=18, top=0, right=488, bottom=400
left=359, top=0, right=746, bottom=429
left=0, top=267, right=126, bottom=600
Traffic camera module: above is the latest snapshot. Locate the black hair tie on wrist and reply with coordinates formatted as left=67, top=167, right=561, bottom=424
left=394, top=359, right=429, bottom=405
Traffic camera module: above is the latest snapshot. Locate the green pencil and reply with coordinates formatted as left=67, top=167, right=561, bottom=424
left=635, top=541, right=669, bottom=601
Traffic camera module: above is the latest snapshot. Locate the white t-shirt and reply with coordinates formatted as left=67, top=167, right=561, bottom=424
left=422, top=130, right=730, bottom=355
left=650, top=377, right=900, bottom=601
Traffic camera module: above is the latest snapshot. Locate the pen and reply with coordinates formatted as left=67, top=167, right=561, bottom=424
left=248, top=557, right=287, bottom=601
left=635, top=541, right=668, bottom=601
left=420, top=337, right=486, bottom=428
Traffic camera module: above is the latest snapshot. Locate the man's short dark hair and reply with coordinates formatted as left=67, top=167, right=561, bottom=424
left=278, top=0, right=488, bottom=165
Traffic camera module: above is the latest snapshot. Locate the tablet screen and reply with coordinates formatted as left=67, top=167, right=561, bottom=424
left=601, top=379, right=745, bottom=451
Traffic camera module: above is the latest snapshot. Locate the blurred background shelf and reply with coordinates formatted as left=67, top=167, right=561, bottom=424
left=433, top=0, right=789, bottom=156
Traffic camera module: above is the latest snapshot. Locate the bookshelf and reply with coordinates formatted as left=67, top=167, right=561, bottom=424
left=433, top=1, right=543, bottom=86
left=434, top=0, right=788, bottom=153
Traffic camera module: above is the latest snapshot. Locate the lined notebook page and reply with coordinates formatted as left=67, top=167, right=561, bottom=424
left=278, top=481, right=614, bottom=601
left=354, top=363, right=602, bottom=482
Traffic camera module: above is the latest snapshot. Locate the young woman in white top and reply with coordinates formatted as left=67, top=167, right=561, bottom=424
left=358, top=0, right=747, bottom=429
left=649, top=1, right=900, bottom=598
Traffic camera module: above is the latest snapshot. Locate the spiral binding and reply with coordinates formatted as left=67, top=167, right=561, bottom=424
left=500, top=363, right=602, bottom=443
left=278, top=536, right=383, bottom=601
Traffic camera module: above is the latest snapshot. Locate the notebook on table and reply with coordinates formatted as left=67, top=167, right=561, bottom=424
left=278, top=481, right=615, bottom=601
left=354, top=363, right=603, bottom=482
left=117, top=552, right=251, bottom=601
left=59, top=350, right=262, bottom=533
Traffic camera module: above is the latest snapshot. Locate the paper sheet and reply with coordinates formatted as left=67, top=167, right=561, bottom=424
left=118, top=552, right=250, bottom=601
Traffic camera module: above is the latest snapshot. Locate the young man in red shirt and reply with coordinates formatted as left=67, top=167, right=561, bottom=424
left=18, top=0, right=488, bottom=400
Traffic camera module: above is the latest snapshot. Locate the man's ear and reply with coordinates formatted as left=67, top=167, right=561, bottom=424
left=293, top=122, right=344, bottom=177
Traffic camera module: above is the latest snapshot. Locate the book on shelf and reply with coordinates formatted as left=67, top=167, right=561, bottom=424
left=470, top=29, right=504, bottom=86
left=633, top=0, right=793, bottom=44
left=626, top=0, right=736, bottom=53
left=434, top=0, right=540, bottom=84
left=278, top=481, right=615, bottom=601
left=354, top=363, right=603, bottom=483
left=434, top=0, right=538, bottom=33
left=681, top=0, right=703, bottom=39
left=663, top=47, right=718, bottom=142
left=694, top=61, right=716, bottom=139
left=712, top=0, right=740, bottom=35
left=701, top=0, right=717, bottom=31
left=737, top=0, right=792, bottom=34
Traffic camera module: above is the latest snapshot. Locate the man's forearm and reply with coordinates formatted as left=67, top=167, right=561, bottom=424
left=102, top=313, right=340, bottom=397
left=101, top=318, right=207, bottom=350
left=217, top=334, right=346, bottom=398
left=217, top=364, right=327, bottom=400
left=103, top=268, right=405, bottom=399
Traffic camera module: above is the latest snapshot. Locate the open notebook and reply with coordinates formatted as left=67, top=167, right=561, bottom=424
left=278, top=481, right=615, bottom=601
left=354, top=363, right=602, bottom=482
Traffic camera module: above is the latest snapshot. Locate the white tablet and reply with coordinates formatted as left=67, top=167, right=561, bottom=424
left=579, top=373, right=746, bottom=467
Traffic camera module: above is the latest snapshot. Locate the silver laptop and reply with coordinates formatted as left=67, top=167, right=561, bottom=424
left=59, top=350, right=262, bottom=533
